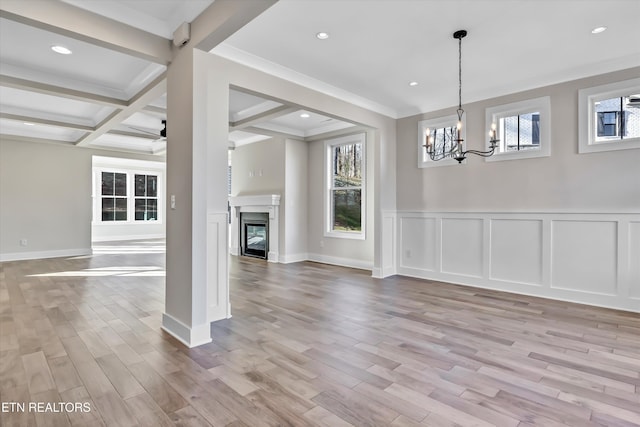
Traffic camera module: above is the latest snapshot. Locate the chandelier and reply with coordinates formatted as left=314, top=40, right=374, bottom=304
left=425, top=30, right=499, bottom=163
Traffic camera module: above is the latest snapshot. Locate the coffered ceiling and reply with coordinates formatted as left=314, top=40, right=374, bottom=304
left=1, top=0, right=638, bottom=156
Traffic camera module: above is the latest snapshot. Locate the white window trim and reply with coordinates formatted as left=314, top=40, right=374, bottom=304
left=578, top=77, right=640, bottom=154
left=324, top=133, right=366, bottom=240
left=93, top=167, right=164, bottom=225
left=417, top=114, right=467, bottom=168
left=485, top=96, right=551, bottom=162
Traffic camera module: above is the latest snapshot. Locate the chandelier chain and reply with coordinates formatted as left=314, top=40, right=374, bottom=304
left=458, top=35, right=462, bottom=114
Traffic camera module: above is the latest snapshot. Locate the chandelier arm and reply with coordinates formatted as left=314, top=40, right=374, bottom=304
left=463, top=148, right=497, bottom=157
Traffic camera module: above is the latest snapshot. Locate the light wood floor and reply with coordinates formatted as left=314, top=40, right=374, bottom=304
left=1, top=240, right=639, bottom=427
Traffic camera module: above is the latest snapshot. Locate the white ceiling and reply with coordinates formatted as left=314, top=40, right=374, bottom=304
left=214, top=0, right=640, bottom=118
left=1, top=0, right=638, bottom=154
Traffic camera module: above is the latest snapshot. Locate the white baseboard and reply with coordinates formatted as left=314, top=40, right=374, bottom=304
left=307, top=253, right=373, bottom=271
left=372, top=265, right=396, bottom=278
left=279, top=253, right=309, bottom=264
left=92, top=234, right=165, bottom=242
left=0, top=248, right=92, bottom=263
left=161, top=313, right=212, bottom=348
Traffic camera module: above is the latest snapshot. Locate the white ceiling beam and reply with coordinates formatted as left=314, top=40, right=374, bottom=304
left=229, top=105, right=297, bottom=131
left=107, top=129, right=159, bottom=140
left=142, top=105, right=167, bottom=116
left=0, top=112, right=94, bottom=131
left=76, top=72, right=167, bottom=146
left=0, top=75, right=128, bottom=108
left=190, top=0, right=278, bottom=52
left=0, top=0, right=172, bottom=64
left=0, top=134, right=78, bottom=147
left=241, top=125, right=301, bottom=140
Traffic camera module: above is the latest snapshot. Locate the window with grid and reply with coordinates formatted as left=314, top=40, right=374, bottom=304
left=101, top=172, right=127, bottom=221
left=485, top=96, right=551, bottom=161
left=579, top=78, right=640, bottom=154
left=325, top=133, right=365, bottom=238
left=134, top=174, right=158, bottom=221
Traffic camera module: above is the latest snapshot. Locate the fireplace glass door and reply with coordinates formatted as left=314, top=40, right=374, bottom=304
left=244, top=223, right=267, bottom=258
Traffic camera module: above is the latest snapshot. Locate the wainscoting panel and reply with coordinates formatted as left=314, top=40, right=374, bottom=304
left=399, top=216, right=436, bottom=271
left=551, top=220, right=618, bottom=295
left=441, top=218, right=483, bottom=278
left=396, top=211, right=640, bottom=313
left=207, top=212, right=230, bottom=322
left=630, top=222, right=640, bottom=299
left=490, top=219, right=543, bottom=286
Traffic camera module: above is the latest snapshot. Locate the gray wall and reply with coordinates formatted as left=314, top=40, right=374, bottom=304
left=0, top=137, right=164, bottom=260
left=232, top=137, right=285, bottom=197
left=396, top=67, right=640, bottom=212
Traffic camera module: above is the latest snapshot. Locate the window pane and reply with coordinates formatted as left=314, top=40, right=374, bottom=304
left=332, top=143, right=362, bottom=188
left=503, top=116, right=519, bottom=151
left=114, top=173, right=127, bottom=196
left=135, top=174, right=146, bottom=197
left=594, top=96, right=640, bottom=141
left=135, top=198, right=158, bottom=221
left=146, top=175, right=157, bottom=197
left=428, top=126, right=456, bottom=159
left=147, top=199, right=158, bottom=220
left=135, top=198, right=145, bottom=221
left=114, top=198, right=127, bottom=221
left=102, top=198, right=114, bottom=221
left=519, top=112, right=540, bottom=150
left=626, top=95, right=640, bottom=139
left=332, top=189, right=361, bottom=232
left=101, top=172, right=114, bottom=196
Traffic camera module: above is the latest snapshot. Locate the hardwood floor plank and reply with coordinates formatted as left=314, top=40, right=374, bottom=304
left=304, top=405, right=356, bottom=427
left=167, top=406, right=212, bottom=427
left=29, top=389, right=71, bottom=427
left=126, top=360, right=188, bottom=414
left=96, top=354, right=145, bottom=399
left=125, top=392, right=174, bottom=427
left=48, top=356, right=82, bottom=393
left=21, top=351, right=56, bottom=395
left=59, top=386, right=105, bottom=427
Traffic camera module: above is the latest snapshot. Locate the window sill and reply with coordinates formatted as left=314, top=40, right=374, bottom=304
left=324, top=230, right=365, bottom=240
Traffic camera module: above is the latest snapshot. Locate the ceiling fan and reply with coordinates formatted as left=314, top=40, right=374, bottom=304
left=127, top=119, right=166, bottom=142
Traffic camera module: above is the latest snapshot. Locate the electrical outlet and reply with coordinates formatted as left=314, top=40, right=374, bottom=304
left=405, top=249, right=411, bottom=258
left=20, top=239, right=27, bottom=247
left=170, top=195, right=176, bottom=209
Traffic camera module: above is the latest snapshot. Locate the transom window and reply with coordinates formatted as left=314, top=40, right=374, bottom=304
left=579, top=78, right=640, bottom=154
left=417, top=114, right=466, bottom=167
left=594, top=96, right=639, bottom=141
left=485, top=96, right=551, bottom=161
left=500, top=112, right=540, bottom=151
left=325, top=133, right=365, bottom=239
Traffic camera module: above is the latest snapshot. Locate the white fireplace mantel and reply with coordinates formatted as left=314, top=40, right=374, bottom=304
left=229, top=194, right=280, bottom=262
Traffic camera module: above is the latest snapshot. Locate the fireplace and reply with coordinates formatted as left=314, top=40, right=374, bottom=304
left=229, top=194, right=280, bottom=262
left=240, top=212, right=269, bottom=259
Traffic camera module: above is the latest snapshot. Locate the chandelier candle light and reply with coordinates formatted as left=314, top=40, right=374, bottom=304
left=425, top=30, right=499, bottom=163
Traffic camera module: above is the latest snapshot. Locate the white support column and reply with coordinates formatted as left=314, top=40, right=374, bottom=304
left=162, top=0, right=277, bottom=348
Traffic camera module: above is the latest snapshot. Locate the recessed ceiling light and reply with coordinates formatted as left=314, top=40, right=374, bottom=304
left=591, top=26, right=607, bottom=34
left=51, top=45, right=72, bottom=55
left=409, top=81, right=419, bottom=87
left=300, top=113, right=311, bottom=118
left=23, top=122, right=35, bottom=126
left=316, top=32, right=329, bottom=40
